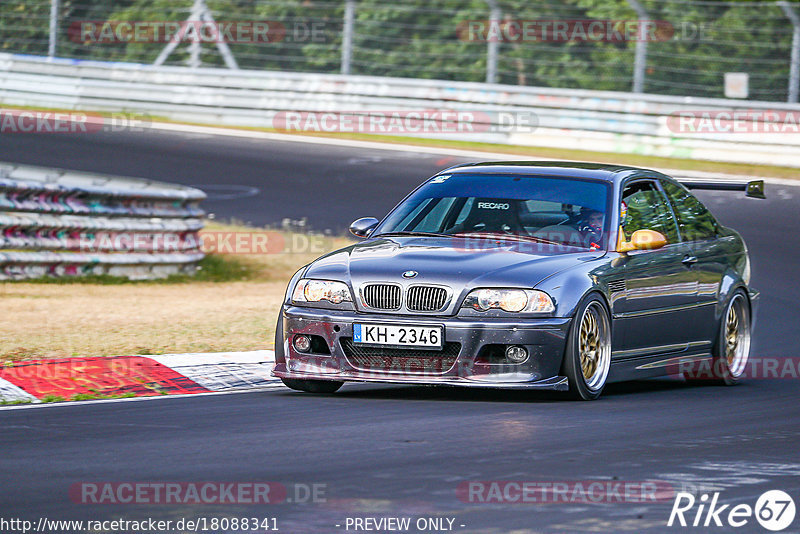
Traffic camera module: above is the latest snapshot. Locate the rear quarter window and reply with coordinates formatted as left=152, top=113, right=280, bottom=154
left=661, top=181, right=719, bottom=241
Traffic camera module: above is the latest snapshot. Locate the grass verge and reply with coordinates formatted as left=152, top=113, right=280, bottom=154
left=0, top=222, right=351, bottom=361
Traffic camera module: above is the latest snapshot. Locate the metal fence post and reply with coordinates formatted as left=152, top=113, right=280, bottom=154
left=48, top=0, right=60, bottom=58
left=341, top=0, right=355, bottom=75
left=187, top=0, right=203, bottom=69
left=626, top=0, right=648, bottom=93
left=486, top=0, right=500, bottom=84
left=155, top=0, right=239, bottom=70
left=779, top=1, right=800, bottom=103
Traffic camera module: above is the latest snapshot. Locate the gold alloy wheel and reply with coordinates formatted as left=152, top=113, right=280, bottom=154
left=724, top=293, right=751, bottom=378
left=726, top=305, right=739, bottom=365
left=578, top=301, right=611, bottom=391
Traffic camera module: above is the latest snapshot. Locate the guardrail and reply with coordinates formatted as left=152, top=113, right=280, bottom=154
left=0, top=162, right=206, bottom=280
left=2, top=53, right=800, bottom=167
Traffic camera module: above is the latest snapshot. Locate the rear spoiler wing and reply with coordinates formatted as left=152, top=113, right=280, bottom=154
left=678, top=179, right=766, bottom=199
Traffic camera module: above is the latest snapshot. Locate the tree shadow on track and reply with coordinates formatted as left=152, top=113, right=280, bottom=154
left=275, top=376, right=713, bottom=403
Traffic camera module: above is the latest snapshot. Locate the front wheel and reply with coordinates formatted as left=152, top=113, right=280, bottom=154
left=561, top=295, right=612, bottom=401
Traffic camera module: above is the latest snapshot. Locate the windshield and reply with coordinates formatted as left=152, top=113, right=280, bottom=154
left=375, top=173, right=611, bottom=250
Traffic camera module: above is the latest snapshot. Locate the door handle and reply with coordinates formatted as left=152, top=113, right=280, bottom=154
left=682, top=255, right=698, bottom=266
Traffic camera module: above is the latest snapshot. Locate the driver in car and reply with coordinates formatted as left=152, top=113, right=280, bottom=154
left=577, top=208, right=605, bottom=248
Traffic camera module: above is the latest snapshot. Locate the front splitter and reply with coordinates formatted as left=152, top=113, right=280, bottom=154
left=273, top=369, right=569, bottom=391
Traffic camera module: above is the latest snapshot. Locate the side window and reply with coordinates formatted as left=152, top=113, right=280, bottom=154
left=452, top=198, right=475, bottom=227
left=415, top=197, right=457, bottom=232
left=661, top=181, right=719, bottom=241
left=522, top=200, right=562, bottom=212
left=394, top=198, right=433, bottom=229
left=394, top=197, right=455, bottom=232
left=620, top=181, right=680, bottom=245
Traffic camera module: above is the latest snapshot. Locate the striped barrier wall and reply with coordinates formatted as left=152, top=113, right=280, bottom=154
left=0, top=162, right=206, bottom=280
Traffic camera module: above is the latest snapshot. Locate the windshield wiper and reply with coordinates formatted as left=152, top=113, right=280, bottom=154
left=375, top=231, right=453, bottom=238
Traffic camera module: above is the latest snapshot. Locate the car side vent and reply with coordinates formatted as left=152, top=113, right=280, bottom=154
left=608, top=279, right=627, bottom=293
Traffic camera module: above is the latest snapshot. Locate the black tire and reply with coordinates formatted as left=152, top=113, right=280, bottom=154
left=684, top=289, right=751, bottom=386
left=561, top=294, right=612, bottom=401
left=274, top=314, right=285, bottom=363
left=275, top=314, right=344, bottom=394
left=280, top=378, right=344, bottom=393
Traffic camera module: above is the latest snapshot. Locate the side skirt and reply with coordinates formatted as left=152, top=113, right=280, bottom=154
left=607, top=343, right=712, bottom=383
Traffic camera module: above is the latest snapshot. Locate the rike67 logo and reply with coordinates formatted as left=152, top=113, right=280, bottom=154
left=668, top=490, right=796, bottom=531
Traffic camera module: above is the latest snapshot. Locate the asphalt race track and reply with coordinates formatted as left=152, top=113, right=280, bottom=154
left=0, top=129, right=456, bottom=232
left=1, top=129, right=799, bottom=533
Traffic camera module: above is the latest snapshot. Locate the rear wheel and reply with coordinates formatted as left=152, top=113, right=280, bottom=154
left=685, top=290, right=751, bottom=385
left=561, top=295, right=612, bottom=400
left=275, top=314, right=344, bottom=394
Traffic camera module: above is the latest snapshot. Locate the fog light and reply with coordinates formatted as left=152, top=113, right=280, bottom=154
left=505, top=345, right=528, bottom=363
left=293, top=335, right=311, bottom=353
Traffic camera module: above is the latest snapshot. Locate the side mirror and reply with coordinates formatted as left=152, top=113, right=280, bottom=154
left=349, top=217, right=379, bottom=238
left=617, top=229, right=668, bottom=253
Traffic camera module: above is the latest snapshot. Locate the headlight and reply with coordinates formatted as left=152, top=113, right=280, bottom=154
left=462, top=288, right=555, bottom=313
left=292, top=279, right=352, bottom=305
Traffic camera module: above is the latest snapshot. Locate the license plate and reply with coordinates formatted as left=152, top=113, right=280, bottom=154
left=353, top=324, right=443, bottom=349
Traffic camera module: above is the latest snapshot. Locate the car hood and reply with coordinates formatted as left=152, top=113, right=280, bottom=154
left=304, top=236, right=605, bottom=291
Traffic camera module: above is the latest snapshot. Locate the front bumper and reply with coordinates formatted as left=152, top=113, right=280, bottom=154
left=272, top=306, right=572, bottom=390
